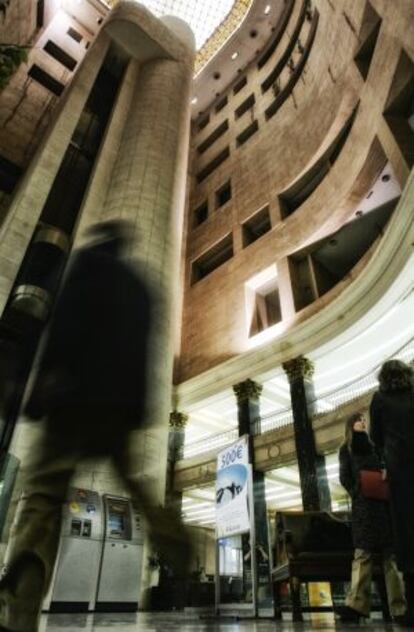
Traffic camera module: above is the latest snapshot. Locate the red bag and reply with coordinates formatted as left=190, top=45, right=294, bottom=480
left=359, top=469, right=390, bottom=501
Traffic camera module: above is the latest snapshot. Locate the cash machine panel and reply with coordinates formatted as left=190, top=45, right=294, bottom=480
left=46, top=488, right=103, bottom=612
left=95, top=495, right=143, bottom=611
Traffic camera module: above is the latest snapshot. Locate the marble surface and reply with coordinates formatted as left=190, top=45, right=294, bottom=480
left=38, top=612, right=401, bottom=631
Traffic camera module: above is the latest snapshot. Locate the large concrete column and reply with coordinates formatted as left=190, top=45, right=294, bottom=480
left=282, top=356, right=331, bottom=511
left=85, top=11, right=195, bottom=508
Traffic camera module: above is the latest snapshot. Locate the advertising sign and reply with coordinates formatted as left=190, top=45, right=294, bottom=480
left=216, top=436, right=251, bottom=538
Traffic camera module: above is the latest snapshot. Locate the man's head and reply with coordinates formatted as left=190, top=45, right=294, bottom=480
left=84, top=220, right=133, bottom=255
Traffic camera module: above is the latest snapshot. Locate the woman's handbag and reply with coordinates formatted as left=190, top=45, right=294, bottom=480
left=359, top=469, right=390, bottom=501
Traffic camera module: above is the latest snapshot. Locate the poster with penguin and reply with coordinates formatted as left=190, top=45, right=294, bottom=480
left=216, top=436, right=251, bottom=538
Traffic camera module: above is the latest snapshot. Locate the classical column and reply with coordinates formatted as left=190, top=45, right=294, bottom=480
left=233, top=379, right=262, bottom=437
left=282, top=356, right=331, bottom=511
left=233, top=379, right=272, bottom=610
left=167, top=411, right=188, bottom=508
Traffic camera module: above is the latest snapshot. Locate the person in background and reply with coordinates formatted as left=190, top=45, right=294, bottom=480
left=370, top=359, right=414, bottom=627
left=0, top=220, right=191, bottom=632
left=338, top=412, right=406, bottom=623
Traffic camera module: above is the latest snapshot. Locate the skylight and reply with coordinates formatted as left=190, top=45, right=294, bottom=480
left=130, top=0, right=235, bottom=50
left=106, top=0, right=253, bottom=74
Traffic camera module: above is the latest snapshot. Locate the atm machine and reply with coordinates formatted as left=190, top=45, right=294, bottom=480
left=95, top=494, right=144, bottom=611
left=44, top=488, right=103, bottom=612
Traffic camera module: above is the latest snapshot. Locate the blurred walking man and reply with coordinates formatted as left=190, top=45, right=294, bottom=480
left=0, top=221, right=190, bottom=632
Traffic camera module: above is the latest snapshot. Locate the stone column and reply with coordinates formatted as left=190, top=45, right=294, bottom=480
left=167, top=411, right=188, bottom=509
left=282, top=356, right=331, bottom=511
left=233, top=379, right=272, bottom=610
left=97, top=52, right=193, bottom=509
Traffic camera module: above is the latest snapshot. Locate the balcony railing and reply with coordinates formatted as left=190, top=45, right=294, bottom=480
left=180, top=337, right=414, bottom=461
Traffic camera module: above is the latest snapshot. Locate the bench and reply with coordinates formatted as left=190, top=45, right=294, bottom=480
left=272, top=510, right=391, bottom=621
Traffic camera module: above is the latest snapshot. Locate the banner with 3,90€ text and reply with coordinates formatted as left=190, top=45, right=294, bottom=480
left=216, top=436, right=251, bottom=539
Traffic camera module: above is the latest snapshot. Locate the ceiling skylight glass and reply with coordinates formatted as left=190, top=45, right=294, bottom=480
left=107, top=0, right=253, bottom=73
left=130, top=0, right=235, bottom=50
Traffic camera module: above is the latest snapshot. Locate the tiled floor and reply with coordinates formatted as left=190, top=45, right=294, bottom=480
left=38, top=612, right=404, bottom=631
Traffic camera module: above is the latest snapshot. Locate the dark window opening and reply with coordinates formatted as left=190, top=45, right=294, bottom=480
left=197, top=120, right=229, bottom=155
left=28, top=65, right=65, bottom=96
left=242, top=206, right=271, bottom=247
left=261, top=0, right=308, bottom=93
left=44, top=40, right=77, bottom=71
left=39, top=45, right=127, bottom=234
left=67, top=27, right=83, bottom=43
left=36, top=0, right=44, bottom=28
left=384, top=49, right=414, bottom=167
left=257, top=0, right=295, bottom=69
left=0, top=155, right=23, bottom=194
left=328, top=104, right=359, bottom=164
left=233, top=76, right=247, bottom=95
left=280, top=162, right=330, bottom=218
left=215, top=96, right=228, bottom=113
left=198, top=114, right=210, bottom=131
left=264, top=9, right=319, bottom=120
left=235, top=94, right=255, bottom=119
left=279, top=103, right=358, bottom=218
left=191, top=234, right=233, bottom=283
left=196, top=147, right=230, bottom=183
left=289, top=198, right=397, bottom=311
left=354, top=1, right=382, bottom=80
left=193, top=201, right=208, bottom=228
left=236, top=120, right=259, bottom=147
left=249, top=282, right=282, bottom=337
left=215, top=180, right=232, bottom=208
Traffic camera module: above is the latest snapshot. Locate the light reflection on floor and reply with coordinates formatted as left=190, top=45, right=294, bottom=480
left=39, top=611, right=400, bottom=631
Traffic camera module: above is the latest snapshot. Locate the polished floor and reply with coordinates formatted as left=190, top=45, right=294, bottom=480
left=38, top=612, right=407, bottom=631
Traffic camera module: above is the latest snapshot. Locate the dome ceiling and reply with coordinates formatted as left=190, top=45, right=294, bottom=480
left=106, top=0, right=253, bottom=73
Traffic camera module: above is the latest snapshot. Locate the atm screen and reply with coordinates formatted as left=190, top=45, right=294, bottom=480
left=107, top=501, right=128, bottom=538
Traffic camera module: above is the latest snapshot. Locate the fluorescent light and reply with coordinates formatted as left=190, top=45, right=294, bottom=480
left=183, top=503, right=214, bottom=513
left=231, top=51, right=239, bottom=60
left=265, top=489, right=302, bottom=501
left=191, top=97, right=198, bottom=105
left=264, top=5, right=271, bottom=14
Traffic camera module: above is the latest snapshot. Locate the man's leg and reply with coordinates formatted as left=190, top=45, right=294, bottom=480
left=111, top=435, right=192, bottom=577
left=345, top=548, right=373, bottom=616
left=403, top=573, right=414, bottom=622
left=0, top=423, right=76, bottom=631
left=382, top=553, right=406, bottom=617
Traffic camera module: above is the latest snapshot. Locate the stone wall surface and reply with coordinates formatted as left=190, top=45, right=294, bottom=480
left=178, top=0, right=414, bottom=382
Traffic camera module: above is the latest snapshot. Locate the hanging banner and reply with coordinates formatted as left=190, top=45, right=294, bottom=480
left=216, top=436, right=251, bottom=538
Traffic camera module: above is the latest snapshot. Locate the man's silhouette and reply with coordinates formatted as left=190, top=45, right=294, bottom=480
left=0, top=221, right=190, bottom=631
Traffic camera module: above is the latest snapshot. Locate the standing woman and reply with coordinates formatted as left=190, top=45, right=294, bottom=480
left=370, top=359, right=414, bottom=626
left=338, top=412, right=406, bottom=623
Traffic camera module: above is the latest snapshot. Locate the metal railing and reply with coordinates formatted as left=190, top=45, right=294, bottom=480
left=183, top=428, right=238, bottom=460
left=180, top=337, right=414, bottom=461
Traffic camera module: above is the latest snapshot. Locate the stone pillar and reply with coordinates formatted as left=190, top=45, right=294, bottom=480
left=282, top=356, right=331, bottom=511
left=96, top=55, right=192, bottom=508
left=167, top=411, right=188, bottom=510
left=233, top=379, right=272, bottom=609
left=233, top=379, right=262, bottom=437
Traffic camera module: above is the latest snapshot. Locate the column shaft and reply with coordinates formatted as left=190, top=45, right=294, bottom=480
left=233, top=379, right=272, bottom=610
left=283, top=357, right=331, bottom=511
